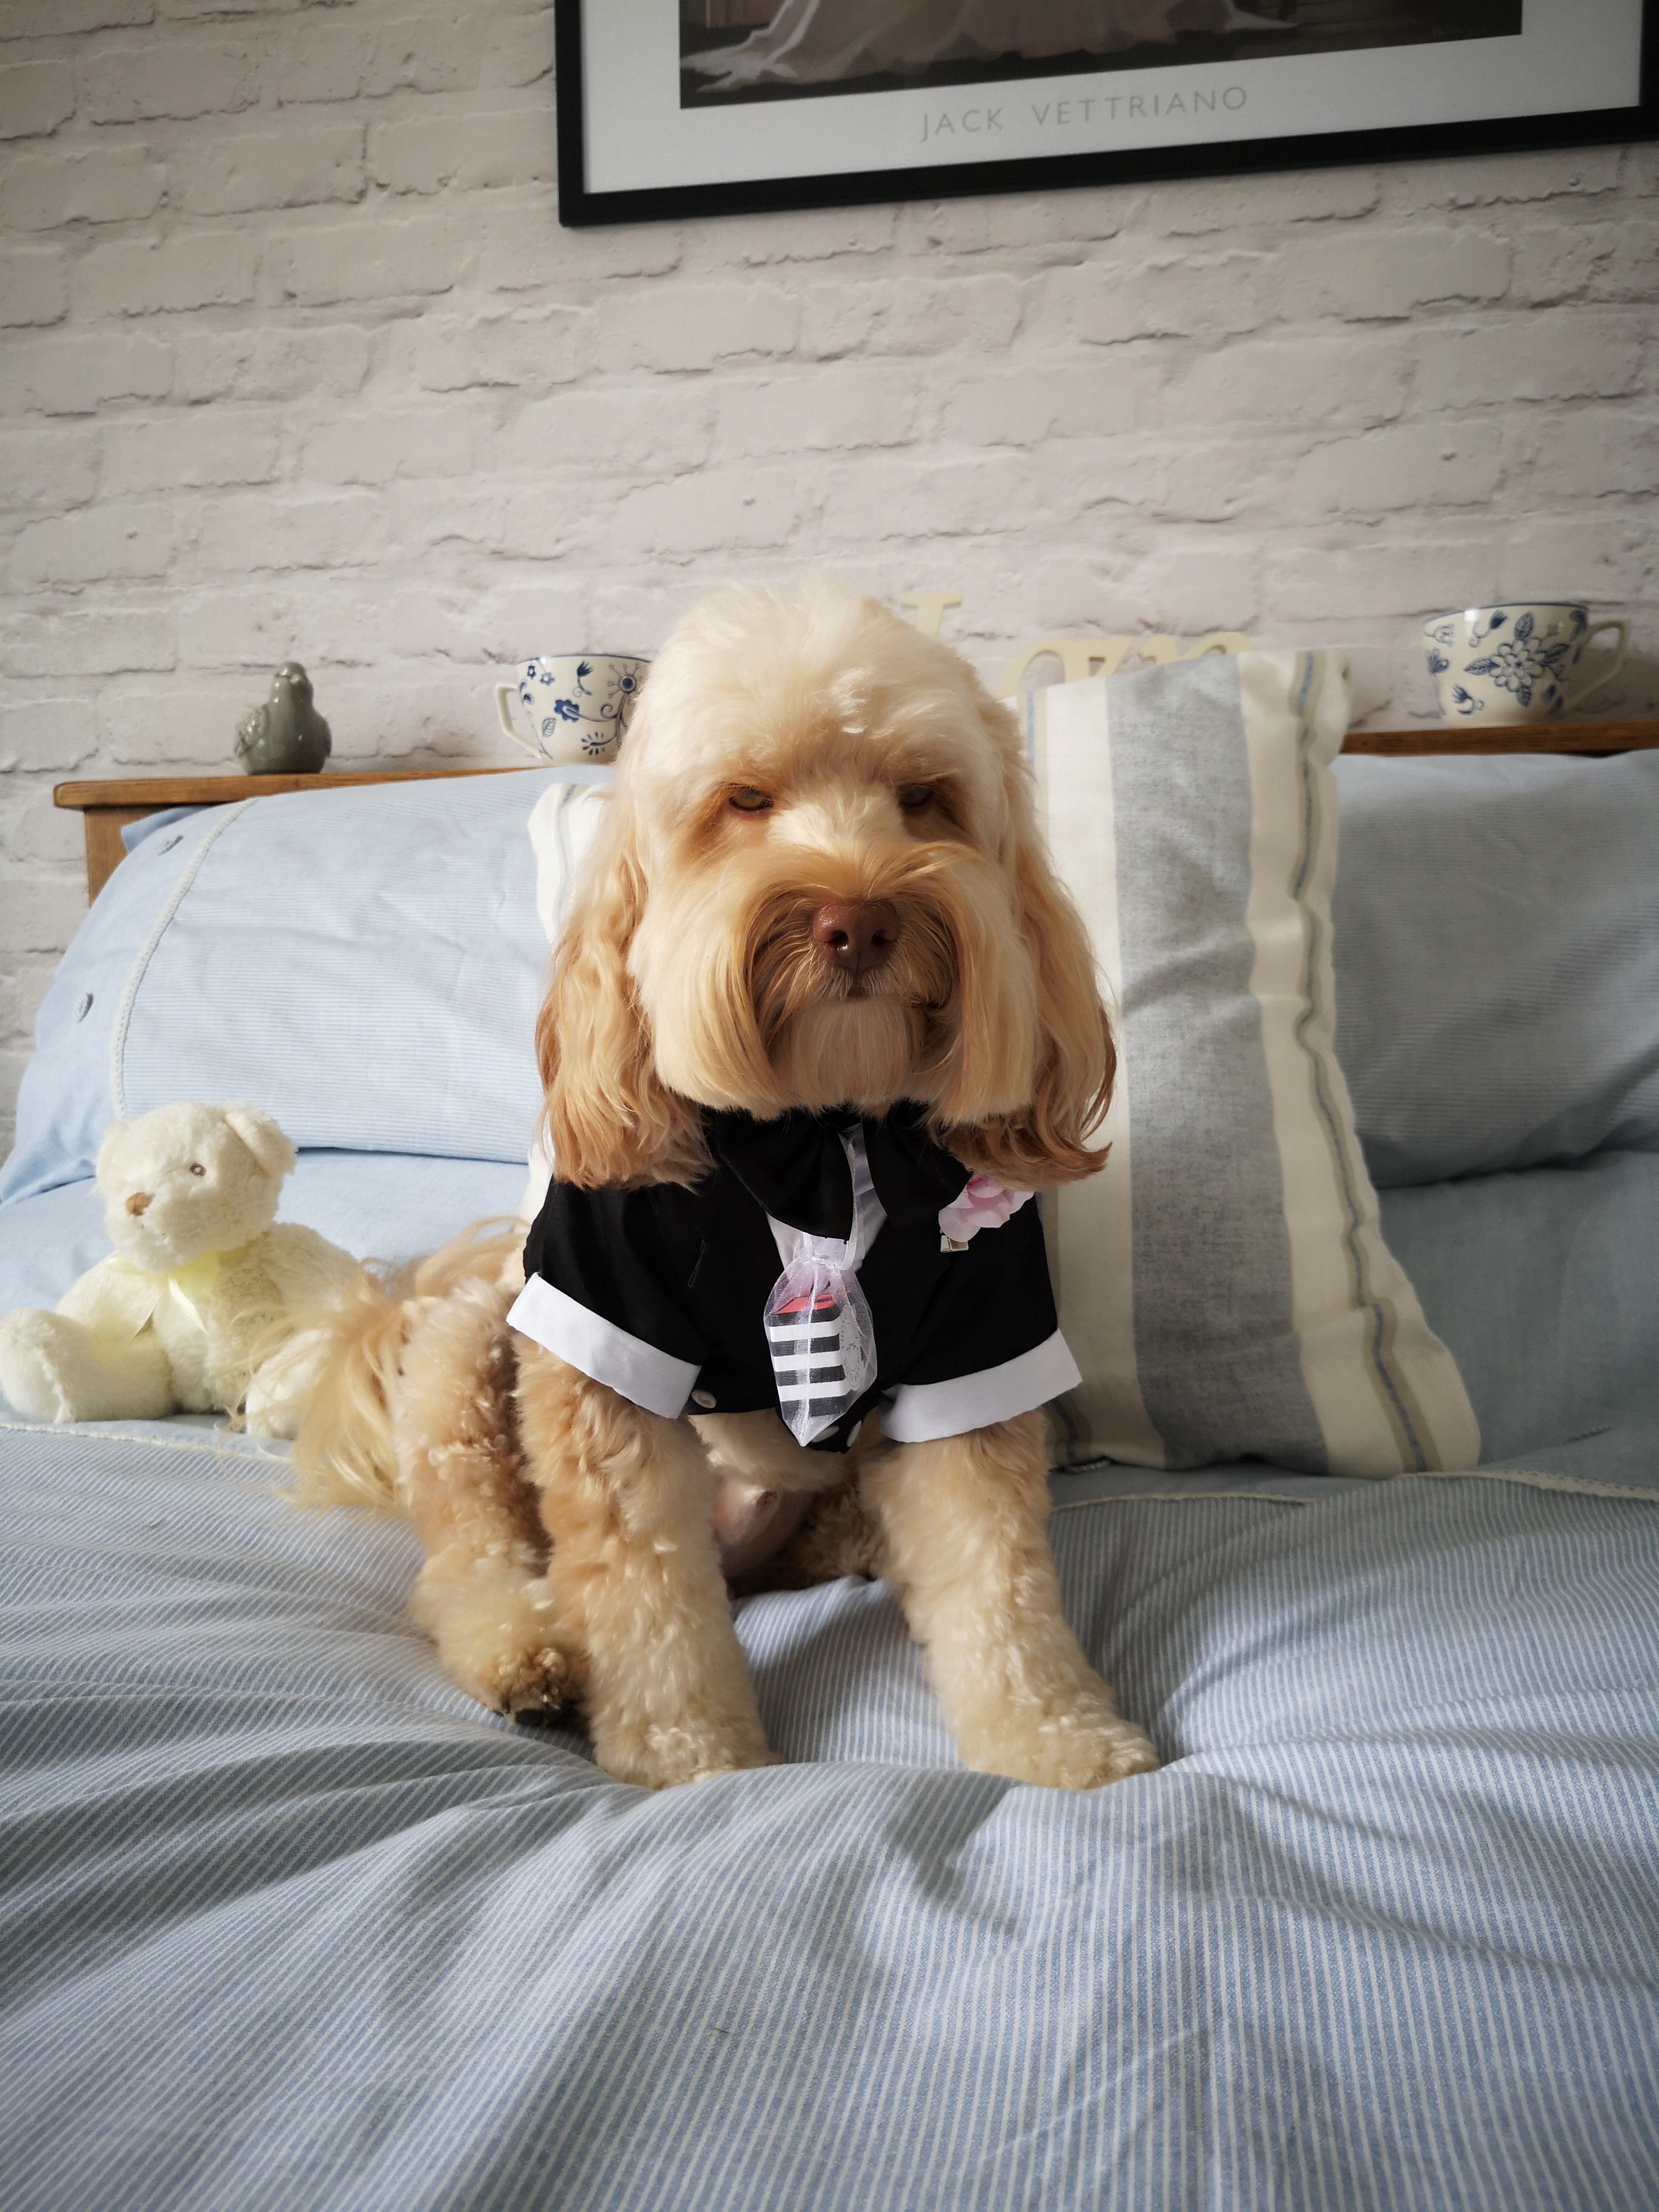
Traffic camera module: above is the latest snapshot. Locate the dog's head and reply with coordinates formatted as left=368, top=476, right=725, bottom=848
left=537, top=581, right=1113, bottom=1190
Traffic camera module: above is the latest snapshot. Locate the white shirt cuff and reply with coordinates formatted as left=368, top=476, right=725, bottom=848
left=507, top=1275, right=699, bottom=1420
left=878, top=1330, right=1081, bottom=1444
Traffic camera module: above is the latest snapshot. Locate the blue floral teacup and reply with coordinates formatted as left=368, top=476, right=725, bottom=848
left=494, top=654, right=650, bottom=765
left=1424, top=605, right=1629, bottom=724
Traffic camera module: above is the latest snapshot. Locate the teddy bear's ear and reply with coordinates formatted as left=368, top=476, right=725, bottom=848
left=221, top=1104, right=297, bottom=1185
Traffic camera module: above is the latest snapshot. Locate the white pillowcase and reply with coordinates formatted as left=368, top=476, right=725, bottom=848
left=1029, top=651, right=1479, bottom=1477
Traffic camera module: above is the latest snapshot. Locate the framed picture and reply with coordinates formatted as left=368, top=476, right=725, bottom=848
left=555, top=1, right=1656, bottom=226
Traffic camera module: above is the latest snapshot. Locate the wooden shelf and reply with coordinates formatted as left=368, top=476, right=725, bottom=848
left=1338, top=719, right=1659, bottom=757
left=51, top=765, right=536, bottom=811
left=53, top=722, right=1659, bottom=903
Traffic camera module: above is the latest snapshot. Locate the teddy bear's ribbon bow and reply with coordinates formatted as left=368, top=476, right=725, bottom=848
left=107, top=1248, right=244, bottom=1338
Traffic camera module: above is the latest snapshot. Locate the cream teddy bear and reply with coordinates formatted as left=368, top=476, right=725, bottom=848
left=0, top=1101, right=356, bottom=1436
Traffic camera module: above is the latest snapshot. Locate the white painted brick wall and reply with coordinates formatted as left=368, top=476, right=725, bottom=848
left=2, top=0, right=1657, bottom=1152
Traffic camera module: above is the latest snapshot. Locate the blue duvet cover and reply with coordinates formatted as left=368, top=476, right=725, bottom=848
left=2, top=1153, right=1657, bottom=2210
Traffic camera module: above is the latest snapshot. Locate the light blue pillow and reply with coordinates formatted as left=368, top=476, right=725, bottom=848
left=3, top=772, right=556, bottom=1202
left=1332, top=749, right=1659, bottom=1187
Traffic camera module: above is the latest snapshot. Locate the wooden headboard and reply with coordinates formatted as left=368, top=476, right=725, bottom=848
left=54, top=766, right=532, bottom=902
left=53, top=719, right=1659, bottom=904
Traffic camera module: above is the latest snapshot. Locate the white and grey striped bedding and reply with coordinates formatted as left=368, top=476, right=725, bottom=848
left=2, top=1418, right=1656, bottom=2211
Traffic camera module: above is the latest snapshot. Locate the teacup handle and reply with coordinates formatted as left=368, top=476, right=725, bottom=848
left=494, top=682, right=544, bottom=760
left=1563, top=618, right=1630, bottom=712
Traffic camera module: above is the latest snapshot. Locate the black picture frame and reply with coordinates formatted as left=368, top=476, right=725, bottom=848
left=555, top=1, right=1657, bottom=228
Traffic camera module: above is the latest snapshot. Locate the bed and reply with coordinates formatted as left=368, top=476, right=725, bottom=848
left=3, top=670, right=1657, bottom=2210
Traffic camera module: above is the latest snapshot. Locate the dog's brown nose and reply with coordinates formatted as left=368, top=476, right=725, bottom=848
left=125, top=1191, right=151, bottom=1216
left=811, top=899, right=900, bottom=977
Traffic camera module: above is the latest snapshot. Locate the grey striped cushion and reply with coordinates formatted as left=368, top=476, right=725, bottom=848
left=1031, top=652, right=1479, bottom=1477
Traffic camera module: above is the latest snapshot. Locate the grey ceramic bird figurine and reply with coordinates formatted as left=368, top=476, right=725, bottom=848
left=235, top=663, right=332, bottom=774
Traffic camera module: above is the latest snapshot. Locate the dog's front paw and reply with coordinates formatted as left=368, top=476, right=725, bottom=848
left=959, top=1696, right=1160, bottom=1792
left=414, top=1565, right=571, bottom=1721
left=592, top=1714, right=779, bottom=1791
left=497, top=1647, right=574, bottom=1723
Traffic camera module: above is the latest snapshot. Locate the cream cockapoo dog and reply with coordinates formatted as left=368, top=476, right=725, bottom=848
left=298, top=583, right=1158, bottom=1793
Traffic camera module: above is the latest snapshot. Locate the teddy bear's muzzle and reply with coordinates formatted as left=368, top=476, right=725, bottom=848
left=124, top=1192, right=152, bottom=1216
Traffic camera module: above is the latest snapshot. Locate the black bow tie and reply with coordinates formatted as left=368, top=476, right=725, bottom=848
left=703, top=1104, right=969, bottom=1238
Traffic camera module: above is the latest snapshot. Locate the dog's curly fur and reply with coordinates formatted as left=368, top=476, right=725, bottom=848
left=295, top=582, right=1158, bottom=1792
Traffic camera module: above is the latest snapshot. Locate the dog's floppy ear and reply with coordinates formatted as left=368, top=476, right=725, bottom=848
left=535, top=797, right=707, bottom=1191
left=953, top=694, right=1115, bottom=1189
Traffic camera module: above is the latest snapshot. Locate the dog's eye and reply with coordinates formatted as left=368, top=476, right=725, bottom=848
left=896, top=784, right=934, bottom=812
left=188, top=1163, right=206, bottom=1177
left=728, top=788, right=774, bottom=814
